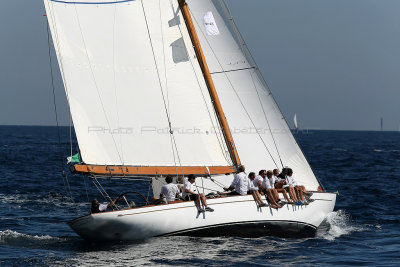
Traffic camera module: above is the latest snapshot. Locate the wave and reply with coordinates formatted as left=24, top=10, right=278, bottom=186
left=316, top=210, right=364, bottom=241
left=0, top=230, right=66, bottom=248
left=0, top=193, right=87, bottom=208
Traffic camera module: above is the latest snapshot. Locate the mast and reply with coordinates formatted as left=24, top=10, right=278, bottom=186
left=178, top=0, right=241, bottom=167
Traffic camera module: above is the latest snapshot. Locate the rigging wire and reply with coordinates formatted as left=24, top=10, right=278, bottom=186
left=72, top=4, right=124, bottom=165
left=219, top=0, right=326, bottom=189
left=172, top=0, right=232, bottom=165
left=159, top=0, right=182, bottom=178
left=140, top=0, right=185, bottom=177
left=45, top=16, right=75, bottom=204
left=189, top=7, right=279, bottom=168
left=146, top=180, right=152, bottom=204
left=82, top=176, right=90, bottom=203
left=111, top=3, right=125, bottom=166
left=249, top=71, right=284, bottom=168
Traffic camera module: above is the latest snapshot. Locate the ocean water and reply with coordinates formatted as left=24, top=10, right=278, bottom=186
left=0, top=126, right=399, bottom=266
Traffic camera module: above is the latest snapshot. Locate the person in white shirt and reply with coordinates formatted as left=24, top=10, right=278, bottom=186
left=257, top=170, right=282, bottom=209
left=91, top=196, right=120, bottom=214
left=270, top=169, right=292, bottom=204
left=224, top=165, right=249, bottom=195
left=287, top=169, right=309, bottom=203
left=272, top=169, right=284, bottom=188
left=183, top=174, right=214, bottom=212
left=282, top=168, right=302, bottom=204
left=160, top=176, right=180, bottom=203
left=248, top=172, right=267, bottom=207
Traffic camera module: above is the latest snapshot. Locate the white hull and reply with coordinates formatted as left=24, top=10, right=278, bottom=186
left=69, top=192, right=336, bottom=241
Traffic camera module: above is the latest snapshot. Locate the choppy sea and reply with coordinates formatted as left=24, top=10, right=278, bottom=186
left=0, top=126, right=399, bottom=266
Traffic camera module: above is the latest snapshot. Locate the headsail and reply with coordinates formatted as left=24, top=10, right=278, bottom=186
left=44, top=0, right=235, bottom=175
left=187, top=0, right=321, bottom=190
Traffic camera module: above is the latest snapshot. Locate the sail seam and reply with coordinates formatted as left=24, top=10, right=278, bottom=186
left=111, top=3, right=125, bottom=166
left=189, top=6, right=279, bottom=168
left=174, top=0, right=232, bottom=165
left=72, top=3, right=124, bottom=164
left=210, top=66, right=255, bottom=75
left=161, top=0, right=181, bottom=177
left=140, top=0, right=184, bottom=175
left=218, top=0, right=321, bottom=187
left=250, top=70, right=284, bottom=167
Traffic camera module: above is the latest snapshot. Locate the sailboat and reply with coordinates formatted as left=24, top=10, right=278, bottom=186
left=44, top=0, right=336, bottom=241
left=293, top=113, right=298, bottom=131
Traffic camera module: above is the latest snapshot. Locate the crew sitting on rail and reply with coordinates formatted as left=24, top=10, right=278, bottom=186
left=268, top=169, right=292, bottom=204
left=279, top=168, right=302, bottom=205
left=247, top=172, right=268, bottom=207
left=272, top=169, right=285, bottom=189
left=286, top=169, right=311, bottom=204
left=183, top=174, right=214, bottom=213
left=160, top=175, right=181, bottom=204
left=91, top=196, right=120, bottom=214
left=256, top=170, right=282, bottom=209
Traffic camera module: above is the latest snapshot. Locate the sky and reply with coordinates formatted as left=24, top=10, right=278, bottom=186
left=0, top=0, right=399, bottom=130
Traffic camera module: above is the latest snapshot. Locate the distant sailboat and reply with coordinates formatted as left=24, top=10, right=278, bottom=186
left=44, top=0, right=336, bottom=241
left=294, top=113, right=298, bottom=131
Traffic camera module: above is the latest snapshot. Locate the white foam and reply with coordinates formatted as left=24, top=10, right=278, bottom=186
left=317, top=210, right=364, bottom=241
left=0, top=229, right=61, bottom=246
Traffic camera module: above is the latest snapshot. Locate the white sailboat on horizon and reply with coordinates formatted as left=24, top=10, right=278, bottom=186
left=44, top=0, right=336, bottom=241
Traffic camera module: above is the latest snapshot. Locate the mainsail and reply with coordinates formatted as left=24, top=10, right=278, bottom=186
left=44, top=0, right=235, bottom=175
left=187, top=0, right=321, bottom=190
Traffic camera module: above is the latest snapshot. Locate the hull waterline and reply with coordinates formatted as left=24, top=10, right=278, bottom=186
left=69, top=192, right=336, bottom=241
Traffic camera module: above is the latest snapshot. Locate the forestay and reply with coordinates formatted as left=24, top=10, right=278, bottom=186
left=187, top=0, right=320, bottom=190
left=44, top=0, right=232, bottom=168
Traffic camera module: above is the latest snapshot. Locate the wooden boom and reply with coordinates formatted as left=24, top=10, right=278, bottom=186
left=72, top=164, right=235, bottom=176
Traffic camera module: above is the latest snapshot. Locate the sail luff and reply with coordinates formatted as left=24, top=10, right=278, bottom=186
left=178, top=0, right=241, bottom=168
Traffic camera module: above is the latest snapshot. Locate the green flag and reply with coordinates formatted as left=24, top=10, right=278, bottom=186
left=67, top=153, right=80, bottom=164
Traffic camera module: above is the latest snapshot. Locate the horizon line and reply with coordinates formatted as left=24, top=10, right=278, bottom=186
left=0, top=124, right=397, bottom=132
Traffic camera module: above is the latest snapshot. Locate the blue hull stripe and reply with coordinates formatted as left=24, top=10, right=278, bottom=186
left=50, top=0, right=135, bottom=5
